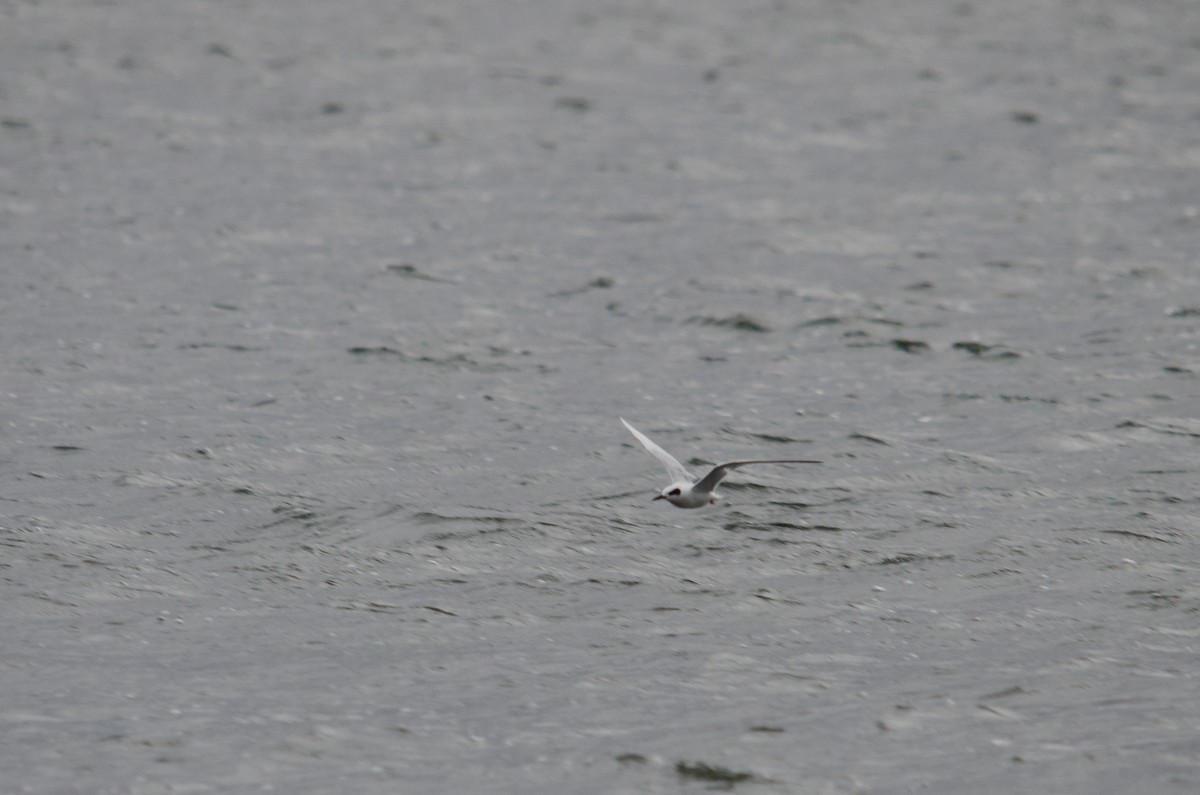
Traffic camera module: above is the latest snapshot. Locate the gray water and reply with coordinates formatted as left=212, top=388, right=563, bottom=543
left=4, top=2, right=1199, bottom=793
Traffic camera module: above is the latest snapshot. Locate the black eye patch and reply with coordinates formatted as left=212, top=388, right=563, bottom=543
left=668, top=488, right=681, bottom=496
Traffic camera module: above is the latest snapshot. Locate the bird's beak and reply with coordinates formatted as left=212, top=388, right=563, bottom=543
left=652, top=494, right=665, bottom=501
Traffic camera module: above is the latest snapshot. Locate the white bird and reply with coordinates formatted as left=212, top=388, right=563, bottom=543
left=620, top=418, right=821, bottom=508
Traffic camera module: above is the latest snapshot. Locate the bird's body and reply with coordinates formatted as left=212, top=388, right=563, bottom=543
left=620, top=418, right=820, bottom=508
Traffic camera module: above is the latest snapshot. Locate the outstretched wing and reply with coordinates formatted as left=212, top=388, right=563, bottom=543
left=692, top=459, right=822, bottom=495
left=620, top=418, right=693, bottom=484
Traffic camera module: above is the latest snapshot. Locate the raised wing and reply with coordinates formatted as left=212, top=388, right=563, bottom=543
left=692, top=459, right=822, bottom=495
left=620, top=418, right=693, bottom=484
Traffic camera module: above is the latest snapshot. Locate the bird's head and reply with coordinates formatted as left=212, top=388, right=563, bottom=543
left=654, top=485, right=684, bottom=503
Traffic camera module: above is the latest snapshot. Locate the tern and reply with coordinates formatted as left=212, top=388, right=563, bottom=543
left=620, top=418, right=821, bottom=508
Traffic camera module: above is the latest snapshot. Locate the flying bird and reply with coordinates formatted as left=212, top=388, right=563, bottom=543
left=620, top=418, right=820, bottom=508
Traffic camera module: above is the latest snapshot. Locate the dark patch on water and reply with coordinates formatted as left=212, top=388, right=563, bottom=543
left=675, top=760, right=760, bottom=788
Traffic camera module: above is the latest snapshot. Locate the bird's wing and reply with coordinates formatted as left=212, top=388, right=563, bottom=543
left=692, top=459, right=822, bottom=494
left=620, top=418, right=692, bottom=483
